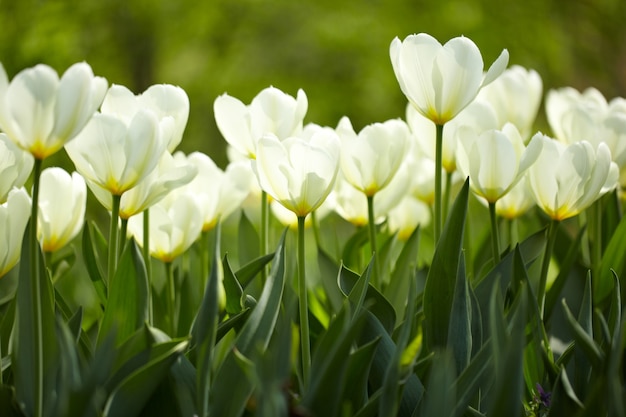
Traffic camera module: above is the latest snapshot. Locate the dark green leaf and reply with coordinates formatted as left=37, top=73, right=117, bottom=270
left=385, top=226, right=420, bottom=327
left=561, top=299, right=604, bottom=367
left=222, top=253, right=244, bottom=315
left=597, top=211, right=626, bottom=303
left=97, top=240, right=149, bottom=347
left=447, top=252, right=471, bottom=375
left=235, top=253, right=274, bottom=288
left=423, top=179, right=469, bottom=349
left=317, top=248, right=344, bottom=314
left=82, top=221, right=108, bottom=305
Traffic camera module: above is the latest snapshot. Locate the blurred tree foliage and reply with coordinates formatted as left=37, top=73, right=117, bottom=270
left=1, top=0, right=625, bottom=167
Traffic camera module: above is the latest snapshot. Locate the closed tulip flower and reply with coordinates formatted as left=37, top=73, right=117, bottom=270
left=527, top=134, right=619, bottom=221
left=390, top=33, right=508, bottom=125
left=37, top=168, right=86, bottom=252
left=0, top=187, right=30, bottom=278
left=338, top=117, right=409, bottom=196
left=252, top=130, right=340, bottom=218
left=65, top=109, right=167, bottom=196
left=0, top=62, right=107, bottom=159
left=88, top=151, right=198, bottom=219
left=128, top=191, right=203, bottom=263
left=456, top=123, right=543, bottom=203
left=101, top=84, right=189, bottom=152
left=478, top=65, right=543, bottom=140
left=0, top=133, right=33, bottom=203
left=176, top=152, right=253, bottom=230
left=214, top=86, right=308, bottom=159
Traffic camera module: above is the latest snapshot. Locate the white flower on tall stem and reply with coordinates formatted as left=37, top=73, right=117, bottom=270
left=214, top=86, right=308, bottom=159
left=390, top=32, right=508, bottom=241
left=0, top=133, right=33, bottom=203
left=0, top=187, right=30, bottom=278
left=37, top=168, right=86, bottom=253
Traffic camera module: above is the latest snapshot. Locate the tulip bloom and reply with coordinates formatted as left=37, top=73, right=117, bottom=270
left=214, top=86, right=308, bottom=159
left=101, top=84, right=189, bottom=152
left=456, top=123, right=543, bottom=203
left=37, top=168, right=86, bottom=252
left=338, top=117, right=410, bottom=196
left=390, top=33, right=508, bottom=125
left=178, top=152, right=253, bottom=231
left=0, top=188, right=31, bottom=278
left=0, top=133, right=33, bottom=203
left=65, top=109, right=167, bottom=196
left=527, top=134, right=619, bottom=221
left=478, top=65, right=543, bottom=140
left=0, top=62, right=107, bottom=160
left=128, top=192, right=204, bottom=263
left=252, top=130, right=340, bottom=218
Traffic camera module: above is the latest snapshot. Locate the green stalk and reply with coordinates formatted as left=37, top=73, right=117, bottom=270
left=260, top=190, right=269, bottom=283
left=143, top=209, right=153, bottom=325
left=434, top=123, right=444, bottom=242
left=311, top=210, right=321, bottom=248
left=165, top=261, right=177, bottom=336
left=119, top=218, right=128, bottom=257
left=538, top=219, right=559, bottom=317
left=443, top=170, right=453, bottom=222
left=366, top=194, right=381, bottom=285
left=30, top=157, right=43, bottom=417
left=508, top=217, right=519, bottom=250
left=488, top=202, right=501, bottom=264
left=587, top=201, right=602, bottom=281
left=297, top=215, right=311, bottom=386
left=107, top=194, right=121, bottom=283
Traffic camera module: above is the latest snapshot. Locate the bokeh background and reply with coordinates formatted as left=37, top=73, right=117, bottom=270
left=1, top=0, right=626, bottom=168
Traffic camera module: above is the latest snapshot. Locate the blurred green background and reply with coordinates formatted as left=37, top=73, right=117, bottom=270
left=1, top=0, right=625, bottom=167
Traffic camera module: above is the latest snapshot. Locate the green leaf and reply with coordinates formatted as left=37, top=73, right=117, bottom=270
left=302, top=306, right=366, bottom=417
left=317, top=248, right=344, bottom=314
left=222, top=253, right=244, bottom=315
left=97, top=240, right=149, bottom=347
left=562, top=299, right=604, bottom=367
left=384, top=226, right=420, bottom=327
left=208, top=230, right=287, bottom=417
left=191, top=223, right=222, bottom=417
left=423, top=178, right=469, bottom=349
left=342, top=337, right=381, bottom=411
left=597, top=211, right=626, bottom=303
left=0, top=385, right=25, bottom=417
left=82, top=220, right=108, bottom=305
left=235, top=253, right=274, bottom=288
left=238, top=210, right=260, bottom=265
left=339, top=261, right=396, bottom=333
left=417, top=349, right=456, bottom=417
left=12, top=222, right=59, bottom=417
left=451, top=340, right=494, bottom=417
left=104, top=339, right=188, bottom=417
left=547, top=367, right=584, bottom=416
left=447, top=251, right=471, bottom=375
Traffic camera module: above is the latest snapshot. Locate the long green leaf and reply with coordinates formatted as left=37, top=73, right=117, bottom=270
left=597, top=211, right=626, bottom=303
left=97, top=240, right=148, bottom=347
left=447, top=252, right=471, bottom=375
left=82, top=220, right=108, bottom=305
left=423, top=178, right=469, bottom=349
left=208, top=230, right=287, bottom=416
left=385, top=226, right=420, bottom=327
left=222, top=253, right=244, bottom=315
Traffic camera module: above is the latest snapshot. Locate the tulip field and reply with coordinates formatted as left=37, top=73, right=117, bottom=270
left=0, top=32, right=625, bottom=417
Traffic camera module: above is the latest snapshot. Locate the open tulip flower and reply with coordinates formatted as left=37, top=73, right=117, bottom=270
left=546, top=87, right=626, bottom=183
left=0, top=62, right=107, bottom=160
left=457, top=123, right=543, bottom=204
left=390, top=33, right=508, bottom=125
left=252, top=130, right=340, bottom=218
left=65, top=108, right=167, bottom=196
left=0, top=133, right=33, bottom=203
left=0, top=187, right=30, bottom=278
left=214, top=86, right=308, bottom=159
left=37, top=167, right=86, bottom=253
left=88, top=150, right=198, bottom=219
left=527, top=134, right=619, bottom=221
left=101, top=84, right=189, bottom=152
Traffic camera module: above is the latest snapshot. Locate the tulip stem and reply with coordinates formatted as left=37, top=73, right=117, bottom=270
left=489, top=202, right=501, bottom=264
left=297, top=215, right=311, bottom=387
left=260, top=190, right=269, bottom=283
left=30, top=157, right=44, bottom=417
left=107, top=194, right=121, bottom=283
left=538, top=219, right=559, bottom=318
left=366, top=195, right=380, bottom=285
left=311, top=210, right=321, bottom=248
left=587, top=200, right=603, bottom=281
left=443, top=171, right=453, bottom=222
left=119, top=218, right=128, bottom=256
left=165, top=261, right=177, bottom=336
left=143, top=209, right=153, bottom=325
left=434, top=123, right=444, bottom=242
